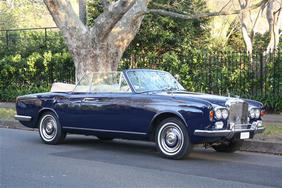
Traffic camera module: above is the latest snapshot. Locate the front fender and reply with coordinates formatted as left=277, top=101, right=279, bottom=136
left=149, top=106, right=207, bottom=143
left=150, top=110, right=188, bottom=128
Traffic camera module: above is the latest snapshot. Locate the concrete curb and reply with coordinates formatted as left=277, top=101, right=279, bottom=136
left=1, top=119, right=281, bottom=155
left=0, top=120, right=36, bottom=131
left=262, top=114, right=282, bottom=123
left=241, top=140, right=282, bottom=155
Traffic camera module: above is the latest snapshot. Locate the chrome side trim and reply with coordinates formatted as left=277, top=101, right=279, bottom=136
left=63, top=126, right=147, bottom=135
left=14, top=115, right=32, bottom=121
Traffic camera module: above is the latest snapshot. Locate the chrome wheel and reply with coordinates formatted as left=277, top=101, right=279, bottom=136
left=157, top=122, right=184, bottom=156
left=39, top=115, right=57, bottom=142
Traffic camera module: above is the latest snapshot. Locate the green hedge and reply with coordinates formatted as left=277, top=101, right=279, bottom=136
left=0, top=50, right=74, bottom=101
left=0, top=85, right=50, bottom=102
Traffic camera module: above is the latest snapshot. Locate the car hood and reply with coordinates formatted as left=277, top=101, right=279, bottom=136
left=157, top=91, right=263, bottom=108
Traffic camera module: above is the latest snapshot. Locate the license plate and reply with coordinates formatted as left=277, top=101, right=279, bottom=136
left=240, top=132, right=250, bottom=139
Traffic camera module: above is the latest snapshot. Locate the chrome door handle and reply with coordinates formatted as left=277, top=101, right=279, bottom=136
left=82, top=98, right=98, bottom=102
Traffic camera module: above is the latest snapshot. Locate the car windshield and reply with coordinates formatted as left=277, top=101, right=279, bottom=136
left=72, top=72, right=131, bottom=93
left=126, top=70, right=185, bottom=93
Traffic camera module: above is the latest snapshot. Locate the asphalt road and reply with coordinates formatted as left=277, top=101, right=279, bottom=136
left=1, top=128, right=282, bottom=188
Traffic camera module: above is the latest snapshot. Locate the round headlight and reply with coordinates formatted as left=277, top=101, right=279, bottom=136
left=255, top=109, right=260, bottom=119
left=249, top=108, right=255, bottom=119
left=222, top=109, right=229, bottom=119
left=215, top=109, right=222, bottom=119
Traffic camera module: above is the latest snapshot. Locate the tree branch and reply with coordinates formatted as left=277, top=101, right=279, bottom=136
left=44, top=0, right=88, bottom=69
left=91, top=0, right=136, bottom=41
left=146, top=0, right=267, bottom=20
left=239, top=0, right=253, bottom=54
left=101, top=0, right=110, bottom=11
left=107, top=0, right=149, bottom=70
left=43, top=0, right=88, bottom=37
left=251, top=2, right=264, bottom=38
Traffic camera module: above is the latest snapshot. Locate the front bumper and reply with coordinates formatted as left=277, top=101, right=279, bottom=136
left=194, top=121, right=264, bottom=138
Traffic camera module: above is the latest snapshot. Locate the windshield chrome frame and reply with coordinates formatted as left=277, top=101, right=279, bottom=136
left=72, top=71, right=133, bottom=94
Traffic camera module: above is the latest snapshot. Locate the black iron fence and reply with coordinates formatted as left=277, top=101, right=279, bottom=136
left=122, top=52, right=282, bottom=98
left=0, top=27, right=64, bottom=56
left=121, top=52, right=282, bottom=110
left=0, top=27, right=281, bottom=110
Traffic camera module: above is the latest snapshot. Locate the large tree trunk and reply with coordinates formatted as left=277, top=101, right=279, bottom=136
left=44, top=0, right=149, bottom=81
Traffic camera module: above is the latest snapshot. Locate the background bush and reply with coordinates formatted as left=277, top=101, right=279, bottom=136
left=0, top=29, right=75, bottom=101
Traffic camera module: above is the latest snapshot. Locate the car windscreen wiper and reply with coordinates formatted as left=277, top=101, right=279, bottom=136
left=138, top=89, right=165, bottom=94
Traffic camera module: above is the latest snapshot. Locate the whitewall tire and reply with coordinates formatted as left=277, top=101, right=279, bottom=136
left=155, top=117, right=192, bottom=159
left=39, top=112, right=66, bottom=144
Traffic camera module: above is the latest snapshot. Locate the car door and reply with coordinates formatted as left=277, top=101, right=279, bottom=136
left=79, top=92, right=136, bottom=132
left=56, top=92, right=89, bottom=128
left=76, top=72, right=143, bottom=133
left=55, top=73, right=92, bottom=128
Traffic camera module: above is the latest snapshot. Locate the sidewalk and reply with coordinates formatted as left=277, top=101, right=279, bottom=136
left=0, top=102, right=15, bottom=108
left=262, top=114, right=282, bottom=123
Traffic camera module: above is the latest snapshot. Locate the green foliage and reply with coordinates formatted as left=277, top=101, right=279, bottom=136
left=0, top=85, right=50, bottom=102
left=0, top=50, right=74, bottom=102
left=0, top=27, right=73, bottom=102
left=0, top=0, right=53, bottom=30
left=225, top=23, right=275, bottom=53
left=124, top=1, right=210, bottom=58
left=255, top=95, right=282, bottom=112
left=87, top=0, right=104, bottom=26
left=0, top=3, right=16, bottom=29
left=0, top=29, right=65, bottom=57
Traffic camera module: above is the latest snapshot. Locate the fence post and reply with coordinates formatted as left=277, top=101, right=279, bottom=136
left=44, top=28, right=47, bottom=47
left=5, top=30, right=9, bottom=47
left=259, top=53, right=263, bottom=96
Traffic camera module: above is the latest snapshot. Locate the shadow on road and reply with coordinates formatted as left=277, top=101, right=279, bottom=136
left=46, top=135, right=282, bottom=188
left=51, top=135, right=252, bottom=162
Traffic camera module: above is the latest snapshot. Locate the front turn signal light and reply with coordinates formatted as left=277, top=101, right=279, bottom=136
left=260, top=110, right=266, bottom=117
left=209, top=110, right=214, bottom=121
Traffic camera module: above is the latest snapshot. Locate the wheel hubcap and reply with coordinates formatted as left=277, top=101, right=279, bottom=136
left=165, top=131, right=178, bottom=147
left=158, top=122, right=184, bottom=155
left=46, top=122, right=54, bottom=134
left=40, top=115, right=57, bottom=141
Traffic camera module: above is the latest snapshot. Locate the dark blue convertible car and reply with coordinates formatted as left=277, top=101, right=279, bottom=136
left=15, top=69, right=265, bottom=159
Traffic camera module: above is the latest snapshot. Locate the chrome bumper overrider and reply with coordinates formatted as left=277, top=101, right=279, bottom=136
left=14, top=115, right=32, bottom=121
left=194, top=121, right=264, bottom=137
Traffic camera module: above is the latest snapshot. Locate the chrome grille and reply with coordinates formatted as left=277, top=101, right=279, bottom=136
left=228, top=100, right=249, bottom=128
